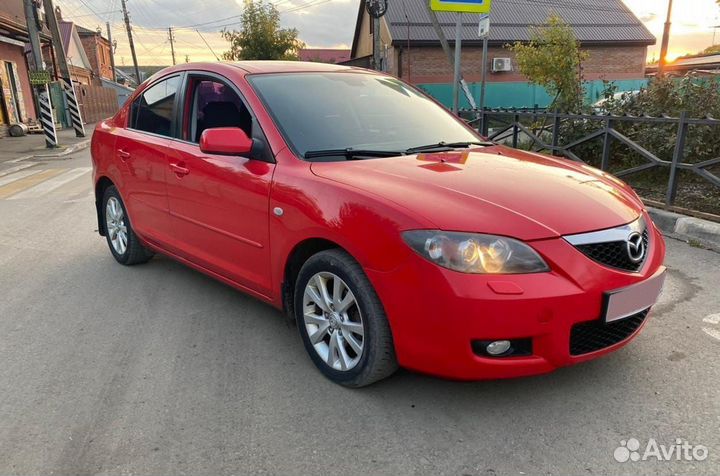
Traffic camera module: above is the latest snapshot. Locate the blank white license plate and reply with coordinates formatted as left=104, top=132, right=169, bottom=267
left=604, top=267, right=666, bottom=323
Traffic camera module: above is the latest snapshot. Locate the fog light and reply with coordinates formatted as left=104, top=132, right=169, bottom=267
left=486, top=340, right=512, bottom=355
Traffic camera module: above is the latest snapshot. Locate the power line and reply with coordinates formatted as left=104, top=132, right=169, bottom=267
left=129, top=0, right=157, bottom=27
left=57, top=0, right=87, bottom=19
left=63, top=9, right=121, bottom=20
left=178, top=14, right=244, bottom=29
left=177, top=0, right=333, bottom=31
left=156, top=0, right=322, bottom=31
left=196, top=29, right=220, bottom=61
left=134, top=37, right=169, bottom=64
left=109, top=0, right=117, bottom=20
left=280, top=0, right=333, bottom=14
left=75, top=0, right=104, bottom=19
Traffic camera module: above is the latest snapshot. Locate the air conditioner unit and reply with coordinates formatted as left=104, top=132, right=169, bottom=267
left=492, top=57, right=512, bottom=72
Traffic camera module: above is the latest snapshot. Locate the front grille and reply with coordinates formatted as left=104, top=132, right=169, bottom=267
left=575, top=228, right=649, bottom=272
left=570, top=309, right=649, bottom=356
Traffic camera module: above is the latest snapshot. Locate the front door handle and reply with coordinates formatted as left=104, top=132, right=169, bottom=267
left=117, top=149, right=131, bottom=161
left=170, top=163, right=190, bottom=177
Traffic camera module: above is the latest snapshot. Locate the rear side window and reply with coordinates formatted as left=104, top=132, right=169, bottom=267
left=130, top=76, right=180, bottom=137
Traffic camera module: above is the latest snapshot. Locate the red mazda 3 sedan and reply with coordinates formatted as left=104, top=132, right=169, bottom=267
left=91, top=62, right=666, bottom=387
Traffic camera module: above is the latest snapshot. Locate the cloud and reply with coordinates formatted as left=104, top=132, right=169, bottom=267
left=98, top=0, right=358, bottom=64
left=637, top=12, right=657, bottom=23
left=61, top=0, right=720, bottom=65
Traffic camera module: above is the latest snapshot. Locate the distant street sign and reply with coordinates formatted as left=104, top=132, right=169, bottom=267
left=430, top=0, right=491, bottom=14
left=478, top=13, right=490, bottom=37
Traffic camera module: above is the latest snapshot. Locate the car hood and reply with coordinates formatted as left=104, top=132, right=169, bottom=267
left=310, top=146, right=643, bottom=241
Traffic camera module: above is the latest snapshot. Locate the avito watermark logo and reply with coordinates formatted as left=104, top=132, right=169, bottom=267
left=614, top=438, right=709, bottom=463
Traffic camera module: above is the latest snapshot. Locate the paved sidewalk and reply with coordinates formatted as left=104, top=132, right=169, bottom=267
left=0, top=124, right=94, bottom=173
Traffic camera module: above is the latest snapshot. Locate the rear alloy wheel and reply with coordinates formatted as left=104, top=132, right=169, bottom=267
left=106, top=196, right=128, bottom=256
left=295, top=249, right=397, bottom=387
left=102, top=186, right=154, bottom=265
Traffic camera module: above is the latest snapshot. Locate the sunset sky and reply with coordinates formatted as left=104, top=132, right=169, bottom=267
left=54, top=0, right=720, bottom=66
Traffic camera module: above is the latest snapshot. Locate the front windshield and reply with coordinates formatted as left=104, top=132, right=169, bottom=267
left=248, top=72, right=480, bottom=159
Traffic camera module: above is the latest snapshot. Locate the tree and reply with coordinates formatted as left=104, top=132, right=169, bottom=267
left=508, top=14, right=589, bottom=111
left=221, top=0, right=304, bottom=61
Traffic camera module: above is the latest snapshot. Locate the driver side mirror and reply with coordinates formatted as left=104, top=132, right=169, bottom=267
left=199, top=127, right=254, bottom=156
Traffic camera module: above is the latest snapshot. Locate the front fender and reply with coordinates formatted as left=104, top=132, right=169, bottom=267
left=268, top=156, right=432, bottom=303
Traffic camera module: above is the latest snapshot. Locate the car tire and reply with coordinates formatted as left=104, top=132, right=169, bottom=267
left=102, top=185, right=154, bottom=265
left=295, top=249, right=398, bottom=387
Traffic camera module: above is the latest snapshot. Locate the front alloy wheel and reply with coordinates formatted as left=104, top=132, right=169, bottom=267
left=303, top=272, right=365, bottom=371
left=295, top=249, right=397, bottom=387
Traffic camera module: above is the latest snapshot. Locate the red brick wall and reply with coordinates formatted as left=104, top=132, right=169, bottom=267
left=396, top=44, right=648, bottom=84
left=79, top=34, right=113, bottom=82
left=0, top=41, right=36, bottom=120
left=79, top=34, right=99, bottom=79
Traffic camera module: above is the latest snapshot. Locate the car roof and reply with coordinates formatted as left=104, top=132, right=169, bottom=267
left=227, top=60, right=357, bottom=74
left=138, top=61, right=377, bottom=93
left=156, top=60, right=362, bottom=76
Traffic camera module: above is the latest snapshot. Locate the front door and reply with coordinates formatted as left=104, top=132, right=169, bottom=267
left=166, top=75, right=275, bottom=295
left=114, top=74, right=182, bottom=247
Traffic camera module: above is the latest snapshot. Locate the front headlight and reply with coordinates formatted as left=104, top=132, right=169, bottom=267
left=402, top=230, right=550, bottom=274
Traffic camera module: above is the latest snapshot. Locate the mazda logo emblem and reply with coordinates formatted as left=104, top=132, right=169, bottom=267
left=626, top=232, right=646, bottom=263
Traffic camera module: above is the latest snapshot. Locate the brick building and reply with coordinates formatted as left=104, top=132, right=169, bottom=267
left=0, top=0, right=51, bottom=136
left=348, top=0, right=655, bottom=86
left=38, top=8, right=96, bottom=86
left=55, top=17, right=94, bottom=85
left=77, top=25, right=114, bottom=82
left=299, top=48, right=351, bottom=64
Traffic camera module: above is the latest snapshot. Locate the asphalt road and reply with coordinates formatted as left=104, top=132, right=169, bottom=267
left=0, top=149, right=719, bottom=476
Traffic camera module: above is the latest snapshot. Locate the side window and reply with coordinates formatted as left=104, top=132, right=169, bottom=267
left=186, top=78, right=252, bottom=143
left=130, top=76, right=180, bottom=137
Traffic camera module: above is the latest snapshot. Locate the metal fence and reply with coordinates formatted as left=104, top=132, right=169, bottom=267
left=468, top=109, right=720, bottom=208
left=74, top=84, right=119, bottom=124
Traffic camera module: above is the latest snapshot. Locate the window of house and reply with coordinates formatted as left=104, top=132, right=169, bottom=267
left=130, top=75, right=180, bottom=137
left=185, top=78, right=252, bottom=143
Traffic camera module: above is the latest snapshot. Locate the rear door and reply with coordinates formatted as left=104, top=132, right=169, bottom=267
left=165, top=73, right=275, bottom=295
left=114, top=74, right=182, bottom=247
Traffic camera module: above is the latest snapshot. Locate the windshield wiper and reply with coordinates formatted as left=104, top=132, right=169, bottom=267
left=404, top=141, right=494, bottom=154
left=304, top=148, right=403, bottom=160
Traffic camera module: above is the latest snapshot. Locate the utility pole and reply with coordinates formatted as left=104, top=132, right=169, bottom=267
left=43, top=0, right=85, bottom=137
left=366, top=0, right=388, bottom=71
left=479, top=25, right=489, bottom=112
left=658, top=0, right=673, bottom=74
left=107, top=22, right=117, bottom=82
left=23, top=0, right=57, bottom=148
left=425, top=5, right=475, bottom=113
left=452, top=13, right=462, bottom=114
left=168, top=27, right=176, bottom=66
left=121, top=0, right=141, bottom=85
left=373, top=17, right=381, bottom=70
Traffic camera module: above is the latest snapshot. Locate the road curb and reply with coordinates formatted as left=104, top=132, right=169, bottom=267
left=8, top=139, right=91, bottom=163
left=648, top=207, right=720, bottom=250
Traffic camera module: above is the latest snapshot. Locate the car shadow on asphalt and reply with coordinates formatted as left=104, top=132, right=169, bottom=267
left=131, top=254, right=648, bottom=402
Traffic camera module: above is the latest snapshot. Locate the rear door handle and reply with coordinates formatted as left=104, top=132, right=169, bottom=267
left=117, top=149, right=131, bottom=161
left=170, top=163, right=190, bottom=177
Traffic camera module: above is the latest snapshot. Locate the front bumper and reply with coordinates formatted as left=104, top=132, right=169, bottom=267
left=365, top=218, right=666, bottom=380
